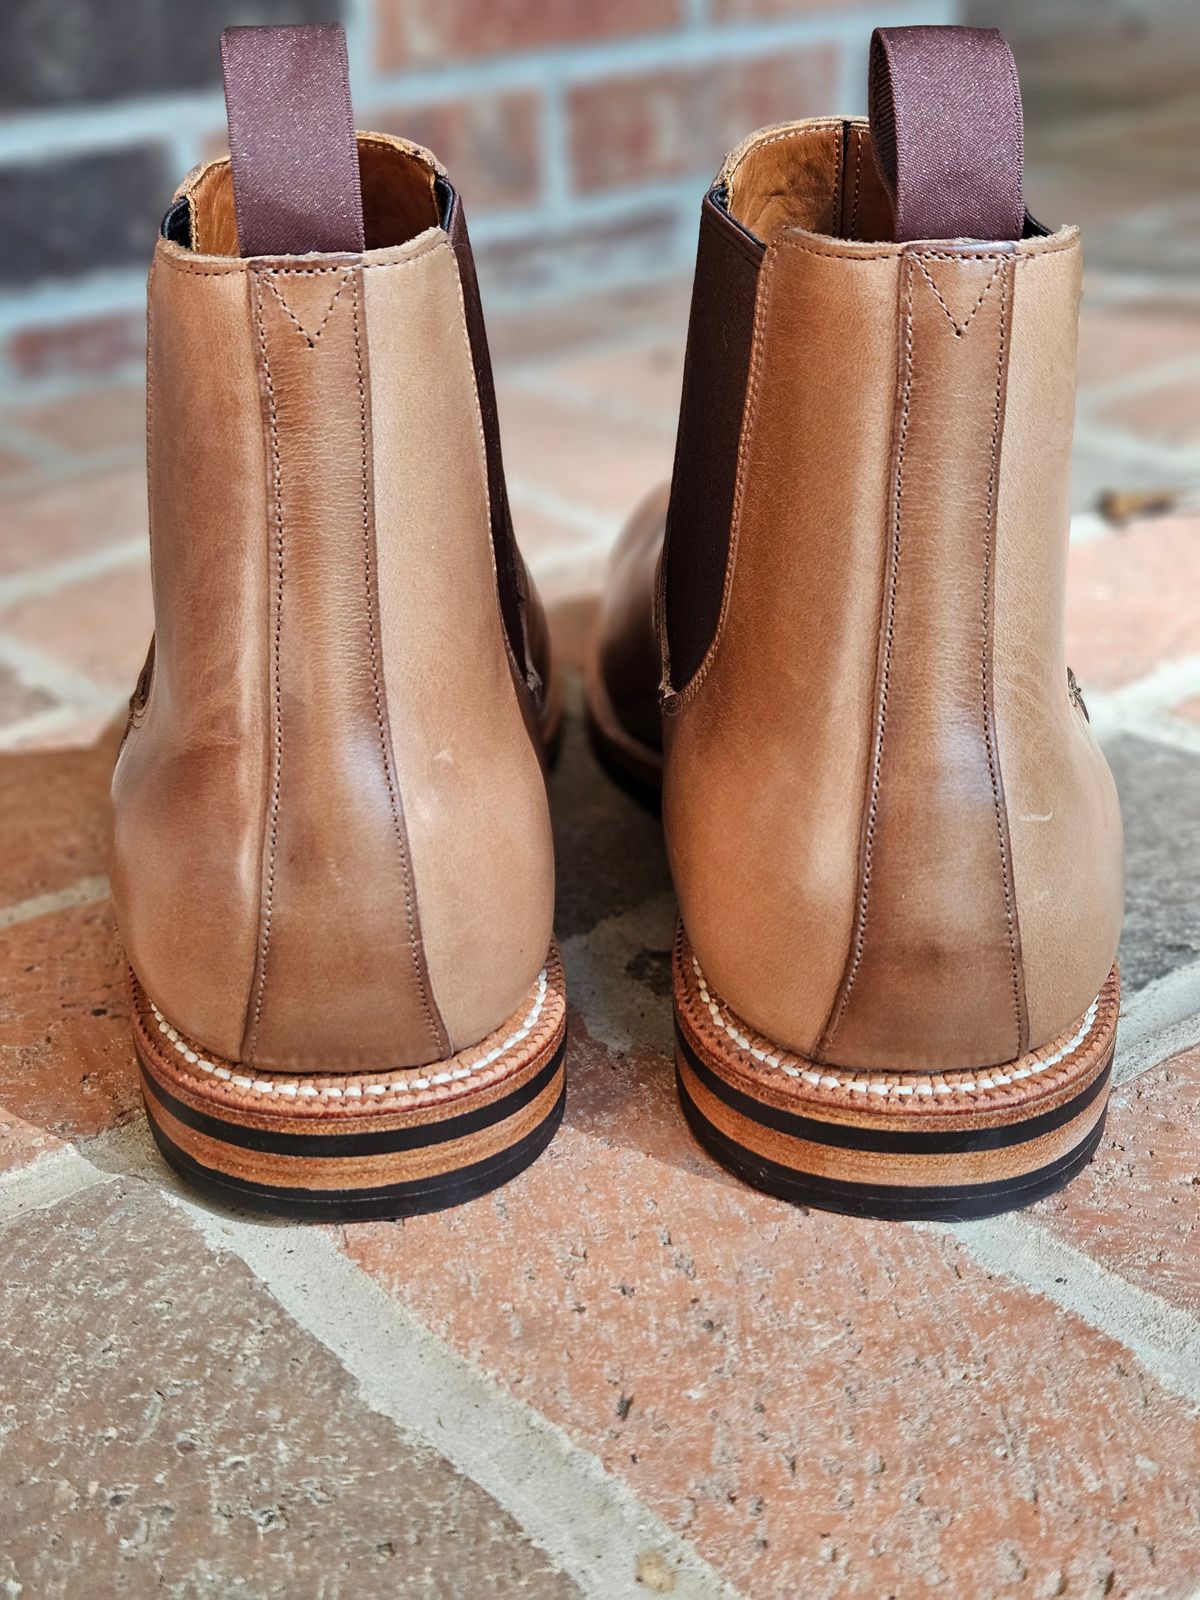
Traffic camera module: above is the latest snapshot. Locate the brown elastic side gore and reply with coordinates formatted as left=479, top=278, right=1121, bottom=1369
left=221, top=24, right=365, bottom=257
left=445, top=193, right=536, bottom=699
left=662, top=193, right=764, bottom=693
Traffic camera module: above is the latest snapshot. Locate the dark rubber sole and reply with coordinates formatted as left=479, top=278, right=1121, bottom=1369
left=673, top=926, right=1119, bottom=1221
left=145, top=1079, right=567, bottom=1222
left=677, top=1047, right=1109, bottom=1221
left=132, top=946, right=568, bottom=1223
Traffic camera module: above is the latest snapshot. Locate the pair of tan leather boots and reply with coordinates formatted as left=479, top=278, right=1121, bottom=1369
left=112, top=23, right=1123, bottom=1224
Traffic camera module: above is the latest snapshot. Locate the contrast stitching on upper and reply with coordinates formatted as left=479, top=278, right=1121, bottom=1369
left=914, top=255, right=1005, bottom=338
left=848, top=127, right=864, bottom=239
left=154, top=233, right=447, bottom=278
left=245, top=274, right=286, bottom=1061
left=672, top=235, right=775, bottom=708
left=692, top=956, right=1102, bottom=1098
left=974, top=260, right=1027, bottom=1057
left=349, top=270, right=447, bottom=1058
left=263, top=267, right=353, bottom=346
left=724, top=121, right=842, bottom=192
left=779, top=241, right=1015, bottom=264
left=776, top=236, right=1077, bottom=264
left=821, top=254, right=915, bottom=1050
left=147, top=969, right=549, bottom=1101
left=830, top=122, right=844, bottom=237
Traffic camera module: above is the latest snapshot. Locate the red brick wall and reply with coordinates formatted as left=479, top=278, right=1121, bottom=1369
left=0, top=0, right=955, bottom=395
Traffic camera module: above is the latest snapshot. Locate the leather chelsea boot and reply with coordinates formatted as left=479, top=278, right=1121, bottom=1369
left=589, top=25, right=1124, bottom=1219
left=112, top=25, right=566, bottom=1219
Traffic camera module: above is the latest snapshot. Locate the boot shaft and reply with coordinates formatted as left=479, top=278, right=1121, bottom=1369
left=660, top=114, right=1123, bottom=1073
left=112, top=37, right=554, bottom=1074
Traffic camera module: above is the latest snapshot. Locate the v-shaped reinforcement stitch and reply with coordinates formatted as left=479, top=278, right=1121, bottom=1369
left=263, top=268, right=354, bottom=346
left=914, top=255, right=1006, bottom=338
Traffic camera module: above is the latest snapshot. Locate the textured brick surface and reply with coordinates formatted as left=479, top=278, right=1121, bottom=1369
left=0, top=0, right=344, bottom=108
left=0, top=445, right=35, bottom=482
left=1097, top=374, right=1200, bottom=449
left=0, top=147, right=172, bottom=286
left=344, top=1001, right=1200, bottom=1600
left=0, top=466, right=145, bottom=577
left=1, top=560, right=153, bottom=691
left=376, top=0, right=682, bottom=70
left=372, top=90, right=543, bottom=211
left=498, top=384, right=671, bottom=519
left=1041, top=1046, right=1200, bottom=1317
left=1066, top=517, right=1200, bottom=691
left=714, top=0, right=868, bottom=14
left=476, top=209, right=684, bottom=305
left=545, top=338, right=686, bottom=426
left=5, top=309, right=147, bottom=384
left=549, top=710, right=671, bottom=940
left=0, top=661, right=56, bottom=725
left=19, top=383, right=146, bottom=457
left=1077, top=303, right=1200, bottom=388
left=1107, top=734, right=1200, bottom=994
left=0, top=899, right=138, bottom=1142
left=0, top=1180, right=579, bottom=1600
left=0, top=1106, right=62, bottom=1173
left=568, top=50, right=837, bottom=192
left=0, top=730, right=115, bottom=903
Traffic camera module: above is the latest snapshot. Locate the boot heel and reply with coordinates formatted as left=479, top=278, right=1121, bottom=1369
left=673, top=929, right=1117, bottom=1221
left=133, top=946, right=567, bottom=1221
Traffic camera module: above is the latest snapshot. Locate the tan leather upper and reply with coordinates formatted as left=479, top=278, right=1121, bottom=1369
left=598, top=119, right=1124, bottom=1073
left=112, top=139, right=554, bottom=1072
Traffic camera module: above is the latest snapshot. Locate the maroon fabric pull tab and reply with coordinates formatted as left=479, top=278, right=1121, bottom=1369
left=869, top=25, right=1025, bottom=242
left=220, top=24, right=365, bottom=257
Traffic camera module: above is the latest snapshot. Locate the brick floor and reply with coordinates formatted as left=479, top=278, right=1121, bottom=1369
left=0, top=1183, right=579, bottom=1599
left=1040, top=1045, right=1200, bottom=1317
left=0, top=465, right=146, bottom=580
left=344, top=1051, right=1200, bottom=1598
left=1066, top=515, right=1200, bottom=691
left=0, top=51, right=1198, bottom=1600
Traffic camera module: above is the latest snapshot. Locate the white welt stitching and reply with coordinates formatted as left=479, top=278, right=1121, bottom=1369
left=150, top=970, right=549, bottom=1101
left=691, top=957, right=1099, bottom=1098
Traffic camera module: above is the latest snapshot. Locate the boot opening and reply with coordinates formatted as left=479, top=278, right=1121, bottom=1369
left=721, top=122, right=894, bottom=244
left=163, top=132, right=447, bottom=256
left=720, top=119, right=1048, bottom=246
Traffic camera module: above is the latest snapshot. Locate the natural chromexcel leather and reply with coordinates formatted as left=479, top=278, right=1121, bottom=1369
left=112, top=136, right=555, bottom=1073
left=597, top=117, right=1124, bottom=1075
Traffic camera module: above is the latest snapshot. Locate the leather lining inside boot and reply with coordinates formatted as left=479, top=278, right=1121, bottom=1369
left=720, top=118, right=1049, bottom=246
left=722, top=121, right=895, bottom=244
left=165, top=133, right=446, bottom=255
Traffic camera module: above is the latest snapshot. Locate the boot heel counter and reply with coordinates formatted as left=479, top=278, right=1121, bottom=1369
left=824, top=238, right=1123, bottom=1069
left=817, top=247, right=1029, bottom=1072
left=990, top=240, right=1124, bottom=1051
left=356, top=236, right=555, bottom=1061
left=240, top=232, right=554, bottom=1071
